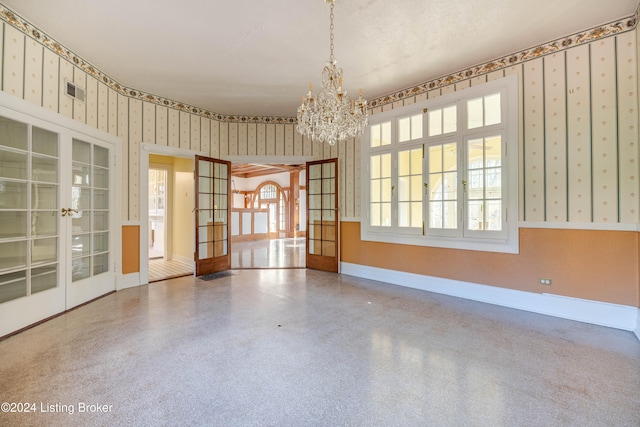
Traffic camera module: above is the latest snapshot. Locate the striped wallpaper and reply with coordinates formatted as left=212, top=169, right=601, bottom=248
left=0, top=2, right=638, bottom=226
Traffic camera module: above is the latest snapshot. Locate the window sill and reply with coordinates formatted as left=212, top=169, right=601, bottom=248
left=360, top=227, right=520, bottom=254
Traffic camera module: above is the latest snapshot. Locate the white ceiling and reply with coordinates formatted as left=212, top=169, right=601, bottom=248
left=2, top=0, right=638, bottom=117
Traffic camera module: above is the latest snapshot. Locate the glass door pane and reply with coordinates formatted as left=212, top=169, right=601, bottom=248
left=306, top=158, right=338, bottom=273
left=70, top=139, right=109, bottom=282
left=0, top=119, right=59, bottom=304
left=195, top=156, right=231, bottom=276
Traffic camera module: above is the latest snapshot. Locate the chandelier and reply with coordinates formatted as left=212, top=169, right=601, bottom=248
left=296, top=0, right=368, bottom=146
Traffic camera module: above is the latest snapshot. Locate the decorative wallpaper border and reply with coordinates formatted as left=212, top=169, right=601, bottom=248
left=0, top=2, right=638, bottom=121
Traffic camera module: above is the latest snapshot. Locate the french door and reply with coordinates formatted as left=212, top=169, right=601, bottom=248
left=195, top=156, right=231, bottom=276
left=306, top=158, right=339, bottom=273
left=0, top=96, right=116, bottom=338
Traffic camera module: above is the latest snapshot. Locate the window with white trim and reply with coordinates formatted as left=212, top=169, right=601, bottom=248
left=361, top=75, right=519, bottom=253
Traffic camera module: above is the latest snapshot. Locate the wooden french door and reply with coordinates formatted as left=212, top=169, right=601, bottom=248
left=306, top=158, right=339, bottom=273
left=194, top=156, right=231, bottom=276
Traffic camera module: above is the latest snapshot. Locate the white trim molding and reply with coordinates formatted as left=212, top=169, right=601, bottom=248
left=341, top=262, right=640, bottom=341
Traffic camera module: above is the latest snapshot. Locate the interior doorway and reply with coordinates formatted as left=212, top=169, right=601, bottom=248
left=230, top=162, right=307, bottom=269
left=144, top=154, right=195, bottom=283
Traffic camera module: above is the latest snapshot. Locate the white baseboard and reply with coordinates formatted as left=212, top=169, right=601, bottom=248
left=117, top=272, right=141, bottom=290
left=341, top=262, right=639, bottom=338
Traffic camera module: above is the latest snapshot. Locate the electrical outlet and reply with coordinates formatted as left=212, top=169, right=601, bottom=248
left=538, top=278, right=552, bottom=285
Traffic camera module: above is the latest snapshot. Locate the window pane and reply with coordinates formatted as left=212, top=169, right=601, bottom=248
left=429, top=109, right=442, bottom=136
left=398, top=176, right=410, bottom=201
left=485, top=136, right=502, bottom=167
left=371, top=204, right=381, bottom=226
left=429, top=174, right=443, bottom=200
left=443, top=106, right=457, bottom=133
left=381, top=153, right=391, bottom=177
left=485, top=93, right=501, bottom=126
left=411, top=202, right=422, bottom=228
left=370, top=156, right=381, bottom=178
left=429, top=201, right=442, bottom=228
left=370, top=124, right=380, bottom=147
left=467, top=98, right=483, bottom=129
left=486, top=168, right=502, bottom=199
left=443, top=172, right=457, bottom=200
left=429, top=145, right=442, bottom=173
left=411, top=175, right=422, bottom=201
left=381, top=178, right=392, bottom=202
left=443, top=201, right=457, bottom=229
left=468, top=200, right=483, bottom=231
left=398, top=117, right=410, bottom=143
left=398, top=150, right=410, bottom=175
left=411, top=148, right=422, bottom=175
left=371, top=180, right=380, bottom=202
left=443, top=143, right=457, bottom=171
left=398, top=202, right=410, bottom=227
left=486, top=200, right=502, bottom=230
left=381, top=203, right=391, bottom=226
left=381, top=122, right=391, bottom=146
left=411, top=114, right=423, bottom=139
left=468, top=169, right=484, bottom=199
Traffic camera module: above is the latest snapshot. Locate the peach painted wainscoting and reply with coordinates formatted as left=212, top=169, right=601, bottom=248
left=340, top=222, right=639, bottom=309
left=122, top=226, right=141, bottom=275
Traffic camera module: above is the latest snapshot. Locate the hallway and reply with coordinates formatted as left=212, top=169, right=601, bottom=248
left=1, top=269, right=638, bottom=426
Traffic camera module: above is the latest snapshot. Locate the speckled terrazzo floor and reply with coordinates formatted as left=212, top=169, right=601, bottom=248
left=1, top=269, right=639, bottom=426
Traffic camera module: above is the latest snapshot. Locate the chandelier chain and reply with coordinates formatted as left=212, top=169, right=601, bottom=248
left=329, top=2, right=334, bottom=61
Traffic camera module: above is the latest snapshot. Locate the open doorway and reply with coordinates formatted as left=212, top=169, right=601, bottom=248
left=148, top=166, right=168, bottom=259
left=230, top=163, right=306, bottom=269
left=146, top=154, right=194, bottom=282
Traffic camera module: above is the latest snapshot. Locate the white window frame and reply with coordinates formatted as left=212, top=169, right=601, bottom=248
left=361, top=75, right=519, bottom=254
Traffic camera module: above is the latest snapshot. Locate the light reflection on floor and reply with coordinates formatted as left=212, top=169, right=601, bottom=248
left=231, top=237, right=306, bottom=269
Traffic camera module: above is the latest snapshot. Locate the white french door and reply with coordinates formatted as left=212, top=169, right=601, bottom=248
left=0, top=95, right=116, bottom=337
left=65, top=136, right=115, bottom=309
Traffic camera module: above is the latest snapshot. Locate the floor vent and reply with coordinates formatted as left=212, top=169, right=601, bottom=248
left=65, top=81, right=85, bottom=102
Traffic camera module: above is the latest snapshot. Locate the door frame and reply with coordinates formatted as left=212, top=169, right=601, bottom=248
left=139, top=144, right=206, bottom=285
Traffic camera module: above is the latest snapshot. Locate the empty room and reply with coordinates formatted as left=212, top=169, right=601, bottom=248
left=0, top=1, right=639, bottom=425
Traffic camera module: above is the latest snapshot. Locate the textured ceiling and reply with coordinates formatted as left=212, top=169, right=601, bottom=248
left=1, top=0, right=638, bottom=117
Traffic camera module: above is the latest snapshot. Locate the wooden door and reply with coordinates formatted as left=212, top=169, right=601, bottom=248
left=306, top=159, right=338, bottom=272
left=195, top=156, right=231, bottom=276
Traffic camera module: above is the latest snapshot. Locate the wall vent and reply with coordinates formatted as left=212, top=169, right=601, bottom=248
left=65, top=81, right=85, bottom=102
